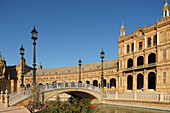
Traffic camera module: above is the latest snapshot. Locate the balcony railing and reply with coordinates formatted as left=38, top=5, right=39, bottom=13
left=124, top=63, right=156, bottom=71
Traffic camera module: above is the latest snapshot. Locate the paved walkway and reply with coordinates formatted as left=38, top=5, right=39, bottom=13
left=0, top=103, right=30, bottom=113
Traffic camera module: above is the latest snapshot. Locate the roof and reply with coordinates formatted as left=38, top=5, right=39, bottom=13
left=26, top=59, right=118, bottom=76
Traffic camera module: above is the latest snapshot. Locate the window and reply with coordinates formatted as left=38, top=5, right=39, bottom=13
left=148, top=38, right=151, bottom=47
left=153, top=35, right=157, bottom=46
left=163, top=72, right=166, bottom=84
left=127, top=45, right=130, bottom=53
left=131, top=43, right=134, bottom=52
left=139, top=41, right=142, bottom=50
left=163, top=31, right=166, bottom=42
left=163, top=49, right=166, bottom=61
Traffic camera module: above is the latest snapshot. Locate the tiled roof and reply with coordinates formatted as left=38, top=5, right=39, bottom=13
left=26, top=59, right=118, bottom=76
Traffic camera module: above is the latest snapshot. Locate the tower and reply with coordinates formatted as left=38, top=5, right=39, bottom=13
left=38, top=62, right=42, bottom=69
left=162, top=0, right=170, bottom=17
left=120, top=21, right=126, bottom=37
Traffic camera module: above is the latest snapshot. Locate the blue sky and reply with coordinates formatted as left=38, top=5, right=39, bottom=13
left=0, top=0, right=165, bottom=68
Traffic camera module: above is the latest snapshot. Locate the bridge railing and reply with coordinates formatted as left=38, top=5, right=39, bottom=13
left=9, top=87, right=32, bottom=106
left=104, top=92, right=170, bottom=102
left=38, top=83, right=101, bottom=94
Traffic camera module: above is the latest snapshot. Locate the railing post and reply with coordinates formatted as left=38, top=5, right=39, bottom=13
left=85, top=83, right=87, bottom=89
left=63, top=82, right=65, bottom=89
left=1, top=90, right=4, bottom=103
left=133, top=92, right=137, bottom=100
left=5, top=88, right=9, bottom=107
left=159, top=92, right=164, bottom=101
left=115, top=91, right=118, bottom=99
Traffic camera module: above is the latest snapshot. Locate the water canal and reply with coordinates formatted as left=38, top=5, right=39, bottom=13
left=94, top=104, right=169, bottom=113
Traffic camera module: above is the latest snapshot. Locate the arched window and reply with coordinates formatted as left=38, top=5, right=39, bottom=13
left=137, top=56, right=144, bottom=66
left=153, top=35, right=157, bottom=46
left=127, top=58, right=133, bottom=68
left=163, top=72, right=166, bottom=84
left=148, top=38, right=151, bottom=47
left=127, top=75, right=133, bottom=90
left=163, top=49, right=166, bottom=61
left=127, top=45, right=130, bottom=53
left=137, top=74, right=143, bottom=89
left=93, top=80, right=98, bottom=87
left=110, top=78, right=116, bottom=88
left=148, top=53, right=156, bottom=64
left=131, top=43, right=134, bottom=52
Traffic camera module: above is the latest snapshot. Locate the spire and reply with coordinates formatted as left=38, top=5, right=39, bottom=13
left=164, top=0, right=169, bottom=7
left=38, top=62, right=42, bottom=69
left=0, top=52, right=1, bottom=60
left=120, top=21, right=126, bottom=36
left=163, top=0, right=170, bottom=17
left=121, top=21, right=125, bottom=29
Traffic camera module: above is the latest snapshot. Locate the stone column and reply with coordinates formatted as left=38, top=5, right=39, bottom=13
left=10, top=80, right=15, bottom=94
left=132, top=71, right=137, bottom=92
left=5, top=88, right=9, bottom=107
left=157, top=32, right=159, bottom=45
left=1, top=91, right=4, bottom=103
left=143, top=69, right=148, bottom=92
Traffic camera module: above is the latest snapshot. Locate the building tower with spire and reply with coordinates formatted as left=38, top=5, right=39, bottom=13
left=120, top=21, right=126, bottom=37
left=163, top=0, right=170, bottom=17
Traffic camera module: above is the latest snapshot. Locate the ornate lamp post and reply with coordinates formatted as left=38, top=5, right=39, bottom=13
left=78, top=59, right=82, bottom=83
left=20, top=45, right=25, bottom=88
left=31, top=26, right=38, bottom=102
left=100, top=49, right=105, bottom=94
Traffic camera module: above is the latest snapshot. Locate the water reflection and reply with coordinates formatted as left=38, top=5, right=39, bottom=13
left=94, top=104, right=169, bottom=113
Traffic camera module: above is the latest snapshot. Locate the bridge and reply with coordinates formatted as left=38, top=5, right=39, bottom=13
left=8, top=83, right=102, bottom=106
left=1, top=82, right=170, bottom=107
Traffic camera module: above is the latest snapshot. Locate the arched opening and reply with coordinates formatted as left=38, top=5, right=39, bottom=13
left=110, top=78, right=116, bottom=88
left=127, top=58, right=133, bottom=68
left=71, top=82, right=75, bottom=87
left=148, top=53, right=156, bottom=64
left=39, top=83, right=43, bottom=86
left=148, top=72, right=156, bottom=90
left=78, top=81, right=82, bottom=83
left=104, top=79, right=106, bottom=87
left=26, top=84, right=30, bottom=88
left=148, top=38, right=151, bottom=47
left=165, top=10, right=167, bottom=17
left=93, top=80, right=98, bottom=87
left=86, top=81, right=90, bottom=84
left=127, top=75, right=133, bottom=90
left=137, top=74, right=143, bottom=90
left=137, top=56, right=144, bottom=66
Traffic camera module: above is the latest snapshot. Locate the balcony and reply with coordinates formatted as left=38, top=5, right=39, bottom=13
left=124, top=63, right=156, bottom=72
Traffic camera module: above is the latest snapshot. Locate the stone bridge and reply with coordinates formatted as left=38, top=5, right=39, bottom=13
left=8, top=83, right=102, bottom=106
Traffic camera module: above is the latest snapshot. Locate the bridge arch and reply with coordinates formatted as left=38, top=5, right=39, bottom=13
left=43, top=88, right=102, bottom=102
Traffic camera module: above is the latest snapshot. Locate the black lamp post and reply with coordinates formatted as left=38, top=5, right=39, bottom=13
left=78, top=59, right=82, bottom=83
left=20, top=45, right=25, bottom=88
left=100, top=49, right=105, bottom=90
left=31, top=26, right=38, bottom=102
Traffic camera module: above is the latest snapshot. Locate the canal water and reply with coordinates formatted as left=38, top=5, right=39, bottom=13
left=94, top=104, right=169, bottom=113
